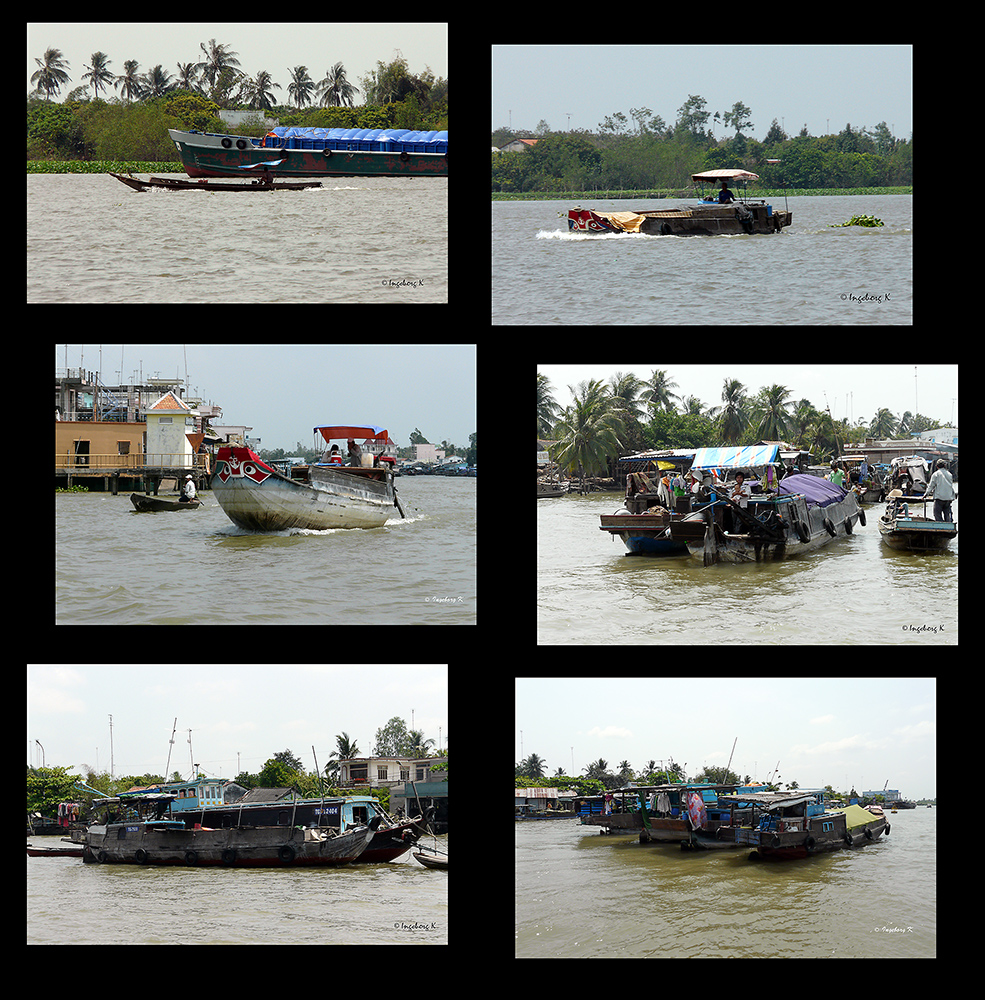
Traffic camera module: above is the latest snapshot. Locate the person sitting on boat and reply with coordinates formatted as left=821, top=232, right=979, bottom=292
left=729, top=473, right=752, bottom=531
left=886, top=488, right=908, bottom=519
left=347, top=438, right=362, bottom=467
left=922, top=459, right=955, bottom=522
left=718, top=181, right=736, bottom=204
left=325, top=444, right=343, bottom=466
left=179, top=474, right=197, bottom=503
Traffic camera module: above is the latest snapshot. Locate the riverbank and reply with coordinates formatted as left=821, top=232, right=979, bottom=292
left=494, top=186, right=911, bottom=201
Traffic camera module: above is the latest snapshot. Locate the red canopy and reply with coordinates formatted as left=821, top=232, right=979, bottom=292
left=314, top=424, right=390, bottom=442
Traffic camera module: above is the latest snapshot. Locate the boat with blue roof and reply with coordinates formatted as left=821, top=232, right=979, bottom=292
left=168, top=126, right=447, bottom=179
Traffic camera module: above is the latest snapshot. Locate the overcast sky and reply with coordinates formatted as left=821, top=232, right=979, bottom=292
left=538, top=365, right=957, bottom=431
left=28, top=664, right=447, bottom=780
left=494, top=45, right=911, bottom=139
left=517, top=677, right=935, bottom=799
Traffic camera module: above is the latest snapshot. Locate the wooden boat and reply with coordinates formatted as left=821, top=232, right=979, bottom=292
left=720, top=791, right=889, bottom=859
left=211, top=425, right=404, bottom=532
left=413, top=848, right=448, bottom=869
left=599, top=510, right=689, bottom=556
left=878, top=494, right=957, bottom=551
left=669, top=467, right=865, bottom=564
left=26, top=842, right=84, bottom=857
left=110, top=172, right=323, bottom=192
left=566, top=169, right=792, bottom=236
left=130, top=492, right=201, bottom=512
left=167, top=127, right=447, bottom=179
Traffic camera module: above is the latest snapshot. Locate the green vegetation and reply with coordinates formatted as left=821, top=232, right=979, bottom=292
left=829, top=214, right=885, bottom=227
left=494, top=95, right=910, bottom=194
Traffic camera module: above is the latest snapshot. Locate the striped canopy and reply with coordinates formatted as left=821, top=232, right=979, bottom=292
left=691, top=445, right=779, bottom=469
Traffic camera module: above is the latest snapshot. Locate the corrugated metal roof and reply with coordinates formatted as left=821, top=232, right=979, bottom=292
left=515, top=787, right=558, bottom=798
left=692, top=445, right=779, bottom=469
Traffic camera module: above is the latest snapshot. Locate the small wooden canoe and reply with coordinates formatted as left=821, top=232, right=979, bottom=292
left=110, top=172, right=322, bottom=192
left=412, top=849, right=448, bottom=870
left=130, top=492, right=202, bottom=512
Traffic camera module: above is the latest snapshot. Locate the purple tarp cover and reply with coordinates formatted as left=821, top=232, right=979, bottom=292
left=777, top=473, right=848, bottom=508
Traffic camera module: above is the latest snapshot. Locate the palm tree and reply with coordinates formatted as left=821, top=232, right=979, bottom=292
left=31, top=48, right=71, bottom=101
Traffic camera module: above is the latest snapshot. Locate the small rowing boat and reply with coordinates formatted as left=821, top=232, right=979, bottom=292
left=110, top=172, right=323, bottom=192
left=130, top=493, right=202, bottom=512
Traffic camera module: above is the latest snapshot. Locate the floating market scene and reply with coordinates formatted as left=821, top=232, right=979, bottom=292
left=28, top=664, right=448, bottom=945
left=516, top=676, right=936, bottom=958
left=538, top=364, right=956, bottom=644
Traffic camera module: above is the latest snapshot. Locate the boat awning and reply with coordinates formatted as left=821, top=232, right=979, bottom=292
left=692, top=169, right=760, bottom=183
left=314, top=425, right=390, bottom=442
left=718, top=792, right=818, bottom=809
left=692, top=445, right=778, bottom=469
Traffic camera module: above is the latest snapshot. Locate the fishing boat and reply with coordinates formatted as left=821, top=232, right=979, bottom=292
left=168, top=127, right=447, bottom=179
left=211, top=425, right=405, bottom=532
left=878, top=493, right=957, bottom=552
left=720, top=791, right=889, bottom=859
left=566, top=169, right=792, bottom=236
left=667, top=447, right=864, bottom=564
left=110, top=171, right=322, bottom=192
left=130, top=492, right=201, bottom=512
left=82, top=793, right=376, bottom=867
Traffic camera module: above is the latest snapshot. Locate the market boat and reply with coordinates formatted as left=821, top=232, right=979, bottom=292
left=168, top=127, right=447, bottom=179
left=566, top=169, right=791, bottom=236
left=667, top=448, right=864, bottom=564
left=720, top=791, right=889, bottom=859
left=878, top=494, right=957, bottom=552
left=130, top=492, right=201, bottom=512
left=82, top=796, right=375, bottom=867
left=110, top=171, right=322, bottom=192
left=599, top=510, right=689, bottom=555
left=580, top=783, right=742, bottom=848
left=211, top=425, right=404, bottom=532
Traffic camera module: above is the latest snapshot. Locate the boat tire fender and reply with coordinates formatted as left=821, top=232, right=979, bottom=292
left=324, top=149, right=333, bottom=159
left=400, top=151, right=410, bottom=163
left=221, top=138, right=232, bottom=148
left=221, top=849, right=237, bottom=865
left=884, top=823, right=890, bottom=836
left=185, top=851, right=199, bottom=865
left=794, top=520, right=810, bottom=543
left=864, top=828, right=873, bottom=840
left=135, top=849, right=149, bottom=864
left=844, top=833, right=854, bottom=847
left=98, top=851, right=109, bottom=863
left=278, top=845, right=296, bottom=863
left=805, top=835, right=816, bottom=850
left=844, top=517, right=853, bottom=535
left=236, top=139, right=248, bottom=150
left=823, top=517, right=836, bottom=537
left=770, top=835, right=781, bottom=848
left=857, top=508, right=866, bottom=526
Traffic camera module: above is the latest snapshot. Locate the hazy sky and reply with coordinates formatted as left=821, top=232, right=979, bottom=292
left=494, top=45, right=911, bottom=140
left=58, top=344, right=475, bottom=452
left=28, top=664, right=447, bottom=779
left=538, top=365, right=957, bottom=431
left=29, top=23, right=447, bottom=99
left=516, top=677, right=935, bottom=799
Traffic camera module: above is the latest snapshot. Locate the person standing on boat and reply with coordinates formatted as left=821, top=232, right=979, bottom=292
left=347, top=438, right=362, bottom=467
left=179, top=474, right=197, bottom=503
left=718, top=181, right=736, bottom=204
left=729, top=472, right=751, bottom=532
left=829, top=461, right=846, bottom=487
left=922, top=459, right=955, bottom=522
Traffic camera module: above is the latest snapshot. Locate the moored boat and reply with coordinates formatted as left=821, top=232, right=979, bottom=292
left=130, top=492, right=201, bottom=512
left=211, top=425, right=404, bottom=532
left=110, top=171, right=323, bottom=192
left=566, top=169, right=791, bottom=236
left=720, top=791, right=889, bottom=859
left=168, top=127, right=447, bottom=179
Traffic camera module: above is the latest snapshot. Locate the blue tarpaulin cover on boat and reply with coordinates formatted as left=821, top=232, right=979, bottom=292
left=692, top=445, right=779, bottom=469
left=777, top=473, right=848, bottom=507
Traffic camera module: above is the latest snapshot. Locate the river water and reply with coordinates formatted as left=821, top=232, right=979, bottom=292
left=28, top=174, right=447, bottom=303
left=493, top=194, right=911, bottom=324
left=28, top=833, right=447, bottom=944
left=55, top=478, right=475, bottom=625
left=537, top=493, right=956, bottom=644
left=516, top=810, right=934, bottom=957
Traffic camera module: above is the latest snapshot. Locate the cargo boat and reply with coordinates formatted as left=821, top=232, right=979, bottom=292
left=168, top=127, right=447, bottom=179
left=566, top=169, right=791, bottom=236
left=720, top=791, right=889, bottom=859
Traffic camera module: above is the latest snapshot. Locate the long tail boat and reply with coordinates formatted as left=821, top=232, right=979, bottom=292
left=566, top=169, right=791, bottom=236
left=211, top=425, right=405, bottom=532
left=168, top=126, right=447, bottom=179
left=110, top=171, right=322, bottom=192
